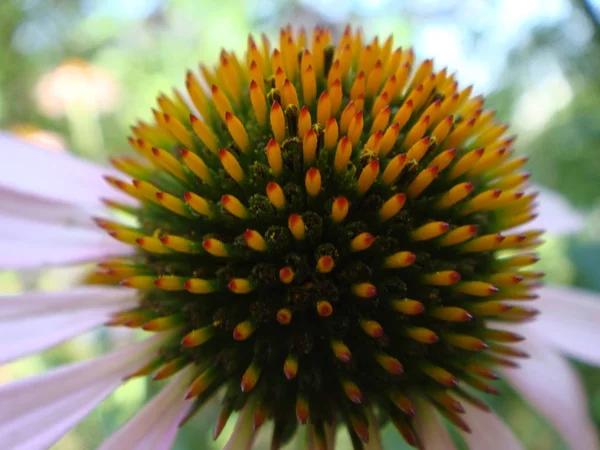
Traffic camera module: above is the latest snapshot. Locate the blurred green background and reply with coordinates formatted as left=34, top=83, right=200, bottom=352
left=1, top=0, right=600, bottom=448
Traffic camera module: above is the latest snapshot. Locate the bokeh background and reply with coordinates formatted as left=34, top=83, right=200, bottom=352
left=1, top=0, right=600, bottom=448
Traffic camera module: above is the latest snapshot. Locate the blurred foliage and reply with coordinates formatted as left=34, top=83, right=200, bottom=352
left=1, top=0, right=600, bottom=449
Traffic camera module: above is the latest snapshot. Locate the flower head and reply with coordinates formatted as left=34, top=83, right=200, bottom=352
left=1, top=25, right=600, bottom=450
left=92, top=25, right=541, bottom=446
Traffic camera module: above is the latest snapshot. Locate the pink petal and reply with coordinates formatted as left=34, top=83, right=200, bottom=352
left=222, top=402, right=257, bottom=450
left=0, top=334, right=165, bottom=449
left=0, top=215, right=131, bottom=269
left=502, top=330, right=600, bottom=450
left=99, top=366, right=194, bottom=450
left=414, top=400, right=456, bottom=450
left=461, top=402, right=523, bottom=450
left=525, top=285, right=600, bottom=366
left=0, top=132, right=134, bottom=209
left=0, top=286, right=138, bottom=364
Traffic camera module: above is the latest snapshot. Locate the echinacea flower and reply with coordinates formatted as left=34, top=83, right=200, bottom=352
left=1, top=25, right=600, bottom=450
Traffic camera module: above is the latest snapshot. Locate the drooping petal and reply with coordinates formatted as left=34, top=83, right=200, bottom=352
left=501, top=330, right=600, bottom=450
left=525, top=285, right=600, bottom=366
left=0, top=214, right=131, bottom=270
left=99, top=366, right=194, bottom=450
left=364, top=407, right=383, bottom=450
left=517, top=186, right=585, bottom=236
left=0, top=132, right=133, bottom=209
left=461, top=402, right=523, bottom=450
left=414, top=400, right=456, bottom=450
left=222, top=401, right=257, bottom=450
left=0, top=286, right=138, bottom=364
left=0, top=334, right=166, bottom=449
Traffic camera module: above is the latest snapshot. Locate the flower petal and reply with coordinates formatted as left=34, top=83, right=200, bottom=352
left=525, top=285, right=600, bottom=366
left=0, top=132, right=133, bottom=209
left=0, top=215, right=131, bottom=269
left=223, top=401, right=257, bottom=450
left=461, top=402, right=523, bottom=450
left=501, top=330, right=600, bottom=450
left=414, top=400, right=456, bottom=450
left=99, top=366, right=194, bottom=450
left=364, top=407, right=383, bottom=450
left=0, top=334, right=165, bottom=449
left=0, top=286, right=138, bottom=364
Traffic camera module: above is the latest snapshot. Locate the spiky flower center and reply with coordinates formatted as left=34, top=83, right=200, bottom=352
left=92, top=25, right=542, bottom=448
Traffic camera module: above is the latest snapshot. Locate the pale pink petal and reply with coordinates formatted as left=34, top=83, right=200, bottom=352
left=414, top=400, right=456, bottom=450
left=0, top=214, right=131, bottom=269
left=501, top=330, right=600, bottom=450
left=512, top=186, right=584, bottom=236
left=0, top=286, right=138, bottom=364
left=0, top=334, right=165, bottom=449
left=222, top=402, right=257, bottom=450
left=461, top=402, right=523, bottom=450
left=524, top=285, right=600, bottom=366
left=364, top=407, right=383, bottom=450
left=0, top=132, right=133, bottom=209
left=99, top=366, right=194, bottom=450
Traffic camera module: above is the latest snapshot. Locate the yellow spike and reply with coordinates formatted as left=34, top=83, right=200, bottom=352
left=156, top=192, right=190, bottom=217
left=488, top=156, right=528, bottom=178
left=350, top=232, right=376, bottom=252
left=340, top=101, right=357, bottom=134
left=447, top=148, right=484, bottom=180
left=331, top=340, right=352, bottom=362
left=218, top=149, right=244, bottom=183
left=431, top=115, right=453, bottom=143
left=461, top=234, right=504, bottom=252
left=288, top=214, right=306, bottom=240
left=279, top=267, right=295, bottom=284
left=331, top=197, right=349, bottom=223
left=379, top=193, right=407, bottom=221
left=352, top=282, right=377, bottom=298
left=350, top=71, right=366, bottom=100
left=108, top=229, right=144, bottom=245
left=370, top=105, right=391, bottom=134
left=184, top=192, right=213, bottom=218
left=474, top=123, right=508, bottom=147
left=301, top=50, right=314, bottom=76
left=412, top=222, right=450, bottom=241
left=132, top=179, right=161, bottom=204
left=488, top=172, right=532, bottom=190
left=437, top=182, right=474, bottom=209
left=163, top=114, right=193, bottom=149
left=317, top=255, right=335, bottom=273
left=211, top=85, right=232, bottom=121
left=403, top=115, right=430, bottom=149
left=329, top=79, right=343, bottom=115
left=422, top=271, right=461, bottom=286
left=324, top=117, right=339, bottom=150
left=469, top=147, right=507, bottom=176
left=185, top=278, right=218, bottom=294
left=364, top=130, right=383, bottom=154
left=266, top=182, right=286, bottom=210
left=383, top=252, right=416, bottom=269
left=405, top=137, right=431, bottom=163
left=190, top=115, right=218, bottom=153
left=249, top=60, right=265, bottom=93
left=348, top=111, right=364, bottom=147
left=281, top=79, right=299, bottom=107
left=429, top=148, right=457, bottom=173
left=394, top=61, right=412, bottom=95
left=180, top=149, right=212, bottom=185
left=221, top=194, right=248, bottom=219
left=357, top=160, right=380, bottom=196
left=445, top=117, right=477, bottom=148
left=136, top=236, right=171, bottom=254
left=486, top=273, right=526, bottom=287
left=379, top=123, right=400, bottom=157
left=250, top=80, right=267, bottom=126
left=186, top=367, right=217, bottom=399
left=454, top=281, right=499, bottom=297
left=421, top=99, right=442, bottom=124
left=305, top=168, right=322, bottom=197
left=391, top=99, right=413, bottom=129
left=266, top=139, right=283, bottom=177
left=407, top=166, right=439, bottom=198
left=420, top=363, right=458, bottom=387
left=225, top=112, right=250, bottom=152
left=302, top=66, right=317, bottom=106
left=244, top=229, right=268, bottom=251
left=461, top=189, right=502, bottom=214
left=150, top=147, right=186, bottom=181
left=202, top=238, right=230, bottom=257
left=153, top=276, right=186, bottom=292
left=185, top=71, right=210, bottom=120
left=298, top=106, right=312, bottom=139
left=360, top=319, right=383, bottom=338
left=410, top=59, right=434, bottom=90
left=121, top=275, right=156, bottom=290
left=430, top=307, right=472, bottom=322
left=270, top=101, right=286, bottom=143
left=273, top=65, right=286, bottom=91
left=316, top=300, right=333, bottom=317
left=334, top=136, right=353, bottom=173
left=312, top=33, right=325, bottom=75
left=229, top=279, right=254, bottom=295
left=159, top=235, right=201, bottom=253
left=371, top=92, right=389, bottom=117
left=303, top=129, right=318, bottom=166
left=338, top=43, right=352, bottom=78
left=366, top=60, right=384, bottom=96
left=438, top=225, right=478, bottom=246
left=152, top=357, right=188, bottom=380
left=406, top=327, right=439, bottom=344
left=327, top=59, right=341, bottom=87
left=317, top=91, right=331, bottom=125
left=284, top=36, right=299, bottom=80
